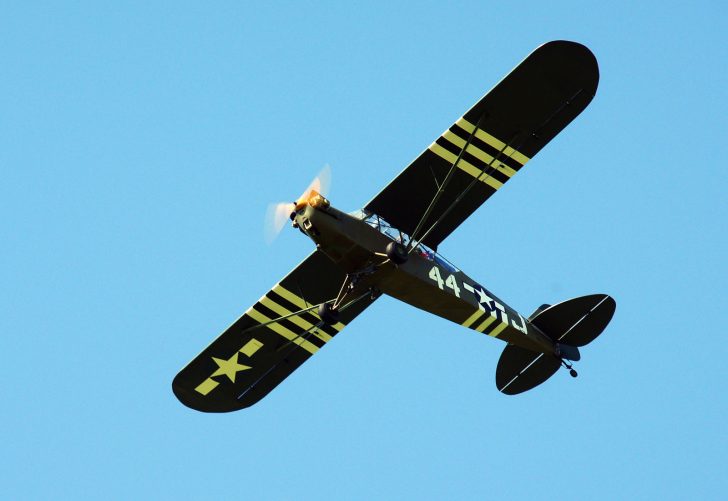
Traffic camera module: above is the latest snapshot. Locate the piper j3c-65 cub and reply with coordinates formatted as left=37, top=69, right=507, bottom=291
left=173, top=41, right=616, bottom=412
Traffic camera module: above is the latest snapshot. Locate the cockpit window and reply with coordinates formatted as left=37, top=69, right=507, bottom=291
left=350, top=209, right=460, bottom=272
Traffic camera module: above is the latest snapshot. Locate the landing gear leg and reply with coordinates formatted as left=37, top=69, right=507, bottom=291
left=320, top=265, right=381, bottom=326
left=559, top=357, right=578, bottom=378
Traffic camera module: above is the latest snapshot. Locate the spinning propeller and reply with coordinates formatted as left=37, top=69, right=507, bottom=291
left=264, top=164, right=331, bottom=244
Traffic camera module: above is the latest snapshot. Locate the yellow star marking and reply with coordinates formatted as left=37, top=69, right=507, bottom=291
left=211, top=353, right=251, bottom=383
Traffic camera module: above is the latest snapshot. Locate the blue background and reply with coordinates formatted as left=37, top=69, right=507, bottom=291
left=2, top=1, right=726, bottom=499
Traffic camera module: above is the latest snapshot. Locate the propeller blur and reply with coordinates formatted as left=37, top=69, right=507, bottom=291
left=264, top=164, right=331, bottom=244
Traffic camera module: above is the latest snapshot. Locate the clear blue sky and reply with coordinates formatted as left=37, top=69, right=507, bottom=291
left=2, top=1, right=726, bottom=499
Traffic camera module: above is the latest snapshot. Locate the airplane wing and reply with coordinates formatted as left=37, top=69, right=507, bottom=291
left=172, top=250, right=376, bottom=412
left=364, top=40, right=599, bottom=250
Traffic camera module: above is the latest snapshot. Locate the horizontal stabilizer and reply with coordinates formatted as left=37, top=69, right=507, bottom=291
left=496, top=344, right=560, bottom=395
left=530, top=294, right=616, bottom=347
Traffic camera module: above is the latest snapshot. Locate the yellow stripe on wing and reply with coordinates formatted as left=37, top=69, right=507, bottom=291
left=456, top=118, right=531, bottom=166
left=428, top=143, right=503, bottom=190
left=260, top=296, right=332, bottom=343
left=273, top=284, right=346, bottom=332
left=441, top=130, right=517, bottom=178
left=195, top=378, right=219, bottom=396
left=240, top=338, right=263, bottom=357
left=247, top=308, right=319, bottom=355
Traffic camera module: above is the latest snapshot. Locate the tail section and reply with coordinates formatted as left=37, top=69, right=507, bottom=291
left=496, top=344, right=561, bottom=394
left=529, top=294, right=616, bottom=347
left=527, top=303, right=551, bottom=321
left=495, top=294, right=616, bottom=395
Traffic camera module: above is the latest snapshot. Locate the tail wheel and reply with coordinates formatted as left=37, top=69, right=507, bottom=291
left=318, top=303, right=340, bottom=325
left=385, top=242, right=408, bottom=265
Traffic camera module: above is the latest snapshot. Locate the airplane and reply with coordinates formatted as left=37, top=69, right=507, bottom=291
left=172, top=40, right=616, bottom=412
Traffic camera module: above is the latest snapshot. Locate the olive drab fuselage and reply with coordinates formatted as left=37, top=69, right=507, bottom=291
left=294, top=203, right=556, bottom=355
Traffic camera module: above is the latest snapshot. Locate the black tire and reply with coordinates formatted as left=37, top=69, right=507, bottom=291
left=318, top=303, right=339, bottom=325
left=385, top=242, right=408, bottom=265
left=569, top=369, right=578, bottom=378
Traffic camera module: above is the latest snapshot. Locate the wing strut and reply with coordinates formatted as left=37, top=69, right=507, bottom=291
left=240, top=301, right=325, bottom=334
left=409, top=128, right=522, bottom=254
left=407, top=114, right=486, bottom=251
left=236, top=289, right=373, bottom=402
left=411, top=85, right=591, bottom=251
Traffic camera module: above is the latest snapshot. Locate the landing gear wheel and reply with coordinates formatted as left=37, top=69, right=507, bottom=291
left=385, top=242, right=408, bottom=265
left=569, top=369, right=578, bottom=378
left=318, top=303, right=340, bottom=325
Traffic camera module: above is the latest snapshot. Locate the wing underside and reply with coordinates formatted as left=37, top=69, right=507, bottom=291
left=364, top=40, right=599, bottom=249
left=172, top=250, right=376, bottom=412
